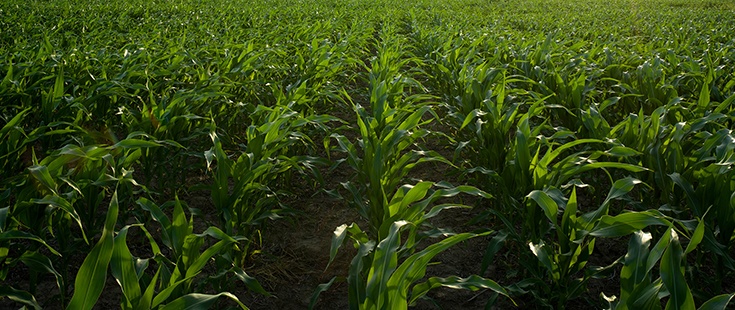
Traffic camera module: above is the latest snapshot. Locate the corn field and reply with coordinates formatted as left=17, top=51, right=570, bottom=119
left=1, top=0, right=734, bottom=308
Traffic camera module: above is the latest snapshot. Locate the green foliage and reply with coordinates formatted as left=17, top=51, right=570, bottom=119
left=1, top=0, right=735, bottom=308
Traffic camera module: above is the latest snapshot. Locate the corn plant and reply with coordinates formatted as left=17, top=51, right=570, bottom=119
left=0, top=209, right=62, bottom=309
left=131, top=197, right=262, bottom=309
left=205, top=103, right=332, bottom=262
left=610, top=97, right=735, bottom=293
left=668, top=128, right=735, bottom=294
left=480, top=114, right=647, bottom=242
left=0, top=108, right=32, bottom=184
left=602, top=228, right=735, bottom=310
left=315, top=221, right=513, bottom=310
left=491, top=178, right=642, bottom=308
left=24, top=134, right=167, bottom=237
left=329, top=96, right=447, bottom=237
left=65, top=190, right=121, bottom=310
left=315, top=22, right=510, bottom=308
left=64, top=192, right=256, bottom=310
left=0, top=132, right=172, bottom=305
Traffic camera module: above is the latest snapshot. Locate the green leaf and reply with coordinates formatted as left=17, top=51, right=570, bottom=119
left=670, top=173, right=702, bottom=217
left=364, top=221, right=410, bottom=309
left=629, top=279, right=664, bottom=310
left=698, top=293, right=735, bottom=310
left=527, top=190, right=559, bottom=224
left=151, top=276, right=197, bottom=308
left=561, top=188, right=578, bottom=235
left=591, top=211, right=671, bottom=237
left=698, top=78, right=711, bottom=109
left=137, top=198, right=171, bottom=249
left=160, top=292, right=248, bottom=310
left=529, top=241, right=555, bottom=277
left=582, top=177, right=641, bottom=228
left=481, top=231, right=508, bottom=274
left=135, top=267, right=160, bottom=310
left=393, top=182, right=433, bottom=216
left=660, top=230, right=695, bottom=310
left=619, top=231, right=653, bottom=310
left=185, top=238, right=235, bottom=279
left=460, top=109, right=483, bottom=130
left=329, top=224, right=350, bottom=267
left=113, top=139, right=162, bottom=149
left=171, top=197, right=191, bottom=256
left=32, top=195, right=88, bottom=243
left=66, top=191, right=119, bottom=310
left=386, top=231, right=492, bottom=310
left=111, top=226, right=142, bottom=308
left=0, top=230, right=61, bottom=256
left=309, top=277, right=336, bottom=310
left=410, top=275, right=514, bottom=306
left=348, top=239, right=375, bottom=310
left=28, top=165, right=57, bottom=194
left=684, top=219, right=705, bottom=255
left=647, top=228, right=673, bottom=275
left=0, top=285, right=41, bottom=310
left=52, top=65, right=65, bottom=103
left=0, top=207, right=7, bottom=232
left=0, top=108, right=30, bottom=134
left=232, top=266, right=270, bottom=296
left=19, top=251, right=63, bottom=293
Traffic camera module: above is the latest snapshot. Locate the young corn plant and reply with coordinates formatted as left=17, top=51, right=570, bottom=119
left=0, top=108, right=33, bottom=184
left=65, top=192, right=257, bottom=310
left=118, top=88, right=208, bottom=190
left=601, top=228, right=735, bottom=310
left=24, top=134, right=169, bottom=238
left=610, top=103, right=690, bottom=206
left=668, top=127, right=735, bottom=295
left=483, top=113, right=646, bottom=232
left=317, top=220, right=513, bottom=310
left=1, top=131, right=173, bottom=306
left=276, top=23, right=357, bottom=114
left=0, top=206, right=63, bottom=309
left=505, top=178, right=644, bottom=308
left=132, top=197, right=265, bottom=308
left=205, top=103, right=332, bottom=263
left=611, top=100, right=735, bottom=287
left=65, top=190, right=122, bottom=310
left=329, top=90, right=445, bottom=238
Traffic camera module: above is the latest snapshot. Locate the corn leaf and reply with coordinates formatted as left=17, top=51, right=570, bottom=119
left=32, top=195, right=88, bottom=243
left=684, top=219, right=705, bottom=255
left=619, top=231, right=653, bottom=310
left=19, top=251, right=63, bottom=294
left=309, top=277, right=336, bottom=310
left=0, top=285, right=41, bottom=310
left=660, top=230, right=695, bottom=310
left=386, top=231, right=492, bottom=310
left=410, top=275, right=513, bottom=306
left=364, top=220, right=409, bottom=309
left=629, top=279, right=664, bottom=310
left=111, top=226, right=142, bottom=309
left=698, top=293, right=735, bottom=310
left=0, top=230, right=60, bottom=256
left=66, top=191, right=119, bottom=310
left=591, top=211, right=671, bottom=237
left=160, top=292, right=248, bottom=310
left=527, top=190, right=559, bottom=224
